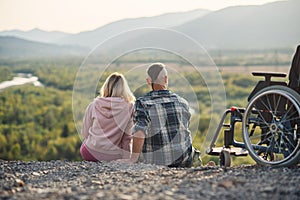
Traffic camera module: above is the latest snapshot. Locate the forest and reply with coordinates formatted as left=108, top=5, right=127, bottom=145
left=0, top=51, right=292, bottom=165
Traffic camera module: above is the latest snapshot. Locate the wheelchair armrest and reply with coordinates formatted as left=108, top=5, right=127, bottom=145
left=252, top=71, right=286, bottom=82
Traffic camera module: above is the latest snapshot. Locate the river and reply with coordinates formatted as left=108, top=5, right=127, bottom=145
left=0, top=73, right=44, bottom=91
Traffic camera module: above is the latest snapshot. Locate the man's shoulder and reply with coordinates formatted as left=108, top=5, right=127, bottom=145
left=135, top=93, right=153, bottom=108
left=170, top=92, right=189, bottom=105
left=136, top=93, right=151, bottom=102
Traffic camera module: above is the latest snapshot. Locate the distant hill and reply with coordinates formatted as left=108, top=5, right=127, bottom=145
left=175, top=0, right=300, bottom=49
left=104, top=0, right=300, bottom=53
left=0, top=28, right=71, bottom=44
left=58, top=0, right=300, bottom=51
left=0, top=36, right=87, bottom=58
left=57, top=9, right=211, bottom=48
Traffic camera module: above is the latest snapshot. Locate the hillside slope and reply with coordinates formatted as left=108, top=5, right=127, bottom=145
left=0, top=36, right=87, bottom=58
left=176, top=0, right=300, bottom=49
left=57, top=9, right=210, bottom=48
left=0, top=29, right=71, bottom=44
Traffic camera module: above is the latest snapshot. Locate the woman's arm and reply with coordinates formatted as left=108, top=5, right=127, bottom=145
left=81, top=103, right=93, bottom=139
left=120, top=103, right=134, bottom=158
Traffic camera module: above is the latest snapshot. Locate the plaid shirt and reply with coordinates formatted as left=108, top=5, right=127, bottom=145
left=133, top=90, right=193, bottom=166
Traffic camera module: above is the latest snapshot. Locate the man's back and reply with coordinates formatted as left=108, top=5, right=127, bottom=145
left=120, top=63, right=199, bottom=167
left=134, top=90, right=192, bottom=166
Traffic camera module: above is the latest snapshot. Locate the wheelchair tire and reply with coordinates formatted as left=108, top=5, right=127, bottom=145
left=243, top=86, right=300, bottom=167
left=219, top=149, right=231, bottom=167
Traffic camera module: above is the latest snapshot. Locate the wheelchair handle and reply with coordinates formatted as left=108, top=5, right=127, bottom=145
left=252, top=71, right=286, bottom=82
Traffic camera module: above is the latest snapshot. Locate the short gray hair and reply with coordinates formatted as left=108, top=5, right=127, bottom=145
left=147, top=63, right=168, bottom=85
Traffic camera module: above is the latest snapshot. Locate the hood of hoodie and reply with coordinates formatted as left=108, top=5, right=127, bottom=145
left=93, top=97, right=132, bottom=119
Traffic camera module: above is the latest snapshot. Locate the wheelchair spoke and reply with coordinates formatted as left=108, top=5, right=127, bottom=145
left=257, top=97, right=273, bottom=115
left=248, top=131, right=271, bottom=141
left=266, top=94, right=274, bottom=114
left=282, top=133, right=297, bottom=151
left=252, top=107, right=270, bottom=127
left=281, top=124, right=296, bottom=133
left=280, top=113, right=299, bottom=124
left=281, top=102, right=295, bottom=122
left=274, top=94, right=281, bottom=113
left=255, top=118, right=269, bottom=130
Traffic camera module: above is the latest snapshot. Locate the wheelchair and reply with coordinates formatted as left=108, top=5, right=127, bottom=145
left=206, top=46, right=300, bottom=167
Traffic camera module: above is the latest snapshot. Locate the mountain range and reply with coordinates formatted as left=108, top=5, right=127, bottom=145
left=176, top=0, right=300, bottom=49
left=0, top=0, right=299, bottom=58
left=0, top=28, right=71, bottom=44
left=57, top=9, right=211, bottom=48
left=0, top=37, right=87, bottom=58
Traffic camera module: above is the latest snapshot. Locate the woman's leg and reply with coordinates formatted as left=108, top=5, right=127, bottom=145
left=93, top=152, right=122, bottom=161
left=80, top=143, right=122, bottom=161
left=80, top=143, right=98, bottom=162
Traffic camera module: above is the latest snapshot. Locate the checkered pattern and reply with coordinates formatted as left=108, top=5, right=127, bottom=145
left=133, top=90, right=193, bottom=166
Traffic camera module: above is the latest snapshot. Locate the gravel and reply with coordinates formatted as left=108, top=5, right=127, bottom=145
left=1, top=160, right=300, bottom=200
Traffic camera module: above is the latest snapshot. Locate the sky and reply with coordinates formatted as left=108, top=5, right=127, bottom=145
left=0, top=0, right=282, bottom=33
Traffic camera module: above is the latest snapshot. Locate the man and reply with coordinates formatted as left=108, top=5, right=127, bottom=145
left=128, top=63, right=201, bottom=167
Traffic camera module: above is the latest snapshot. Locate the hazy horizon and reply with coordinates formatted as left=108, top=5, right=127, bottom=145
left=0, top=0, right=282, bottom=34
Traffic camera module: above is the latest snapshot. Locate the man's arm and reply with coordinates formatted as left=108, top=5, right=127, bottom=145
left=115, top=130, right=145, bottom=164
left=116, top=99, right=147, bottom=163
left=130, top=130, right=145, bottom=162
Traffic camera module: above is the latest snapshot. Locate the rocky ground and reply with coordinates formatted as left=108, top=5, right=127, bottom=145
left=1, top=160, right=300, bottom=200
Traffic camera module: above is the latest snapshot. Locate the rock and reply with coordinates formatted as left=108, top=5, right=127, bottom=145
left=32, top=172, right=40, bottom=176
left=14, top=179, right=25, bottom=187
left=218, top=179, right=233, bottom=189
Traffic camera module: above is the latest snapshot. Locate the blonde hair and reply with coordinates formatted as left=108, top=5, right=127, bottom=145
left=100, top=72, right=135, bottom=103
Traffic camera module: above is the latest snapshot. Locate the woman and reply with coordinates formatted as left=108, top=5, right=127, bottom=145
left=80, top=72, right=135, bottom=161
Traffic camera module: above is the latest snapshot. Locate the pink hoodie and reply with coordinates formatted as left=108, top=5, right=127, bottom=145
left=81, top=97, right=134, bottom=158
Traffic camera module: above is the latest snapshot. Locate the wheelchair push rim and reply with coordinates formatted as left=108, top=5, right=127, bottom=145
left=243, top=86, right=300, bottom=166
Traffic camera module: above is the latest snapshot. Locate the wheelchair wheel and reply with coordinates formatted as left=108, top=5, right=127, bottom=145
left=220, top=149, right=231, bottom=167
left=243, top=86, right=300, bottom=167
